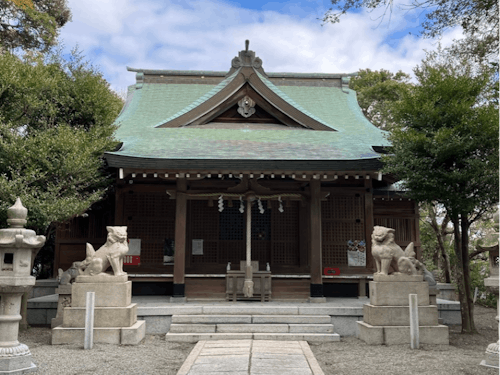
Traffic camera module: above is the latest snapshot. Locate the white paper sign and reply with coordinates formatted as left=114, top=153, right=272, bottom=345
left=128, top=239, right=141, bottom=256
left=347, top=240, right=366, bottom=267
left=192, top=239, right=204, bottom=255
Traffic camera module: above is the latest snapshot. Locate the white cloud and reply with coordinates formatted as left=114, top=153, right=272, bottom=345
left=59, top=0, right=461, bottom=93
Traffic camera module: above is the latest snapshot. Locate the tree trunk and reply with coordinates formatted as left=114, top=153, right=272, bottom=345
left=452, top=215, right=476, bottom=334
left=437, top=236, right=452, bottom=283
left=429, top=204, right=452, bottom=283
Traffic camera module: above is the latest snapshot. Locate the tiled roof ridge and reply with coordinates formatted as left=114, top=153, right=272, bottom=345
left=126, top=66, right=356, bottom=79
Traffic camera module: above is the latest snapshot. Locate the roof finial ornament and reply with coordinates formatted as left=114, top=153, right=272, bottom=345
left=229, top=40, right=263, bottom=73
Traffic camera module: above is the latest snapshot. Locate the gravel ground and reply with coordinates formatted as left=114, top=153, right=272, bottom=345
left=311, top=305, right=499, bottom=375
left=19, top=305, right=498, bottom=375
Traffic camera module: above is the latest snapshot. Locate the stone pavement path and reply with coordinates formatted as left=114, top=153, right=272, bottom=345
left=177, top=339, right=324, bottom=375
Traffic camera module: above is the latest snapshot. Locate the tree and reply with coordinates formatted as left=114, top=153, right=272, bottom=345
left=0, top=48, right=123, bottom=250
left=420, top=202, right=453, bottom=283
left=323, top=0, right=499, bottom=61
left=0, top=0, right=71, bottom=53
left=349, top=69, right=411, bottom=129
left=382, top=57, right=499, bottom=333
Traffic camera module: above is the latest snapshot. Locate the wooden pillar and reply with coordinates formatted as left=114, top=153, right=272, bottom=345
left=413, top=200, right=422, bottom=260
left=364, top=178, right=374, bottom=272
left=114, top=185, right=125, bottom=226
left=309, top=179, right=323, bottom=298
left=173, top=178, right=187, bottom=297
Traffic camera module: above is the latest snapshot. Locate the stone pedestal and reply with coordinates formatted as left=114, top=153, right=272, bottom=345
left=51, top=275, right=145, bottom=345
left=479, top=208, right=500, bottom=369
left=357, top=274, right=449, bottom=345
left=480, top=246, right=498, bottom=369
left=51, top=285, right=72, bottom=328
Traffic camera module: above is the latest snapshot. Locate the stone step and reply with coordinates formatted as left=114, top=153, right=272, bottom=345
left=165, top=332, right=340, bottom=343
left=171, top=314, right=332, bottom=324
left=169, top=323, right=334, bottom=334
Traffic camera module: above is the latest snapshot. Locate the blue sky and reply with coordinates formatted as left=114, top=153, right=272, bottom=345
left=58, top=0, right=462, bottom=94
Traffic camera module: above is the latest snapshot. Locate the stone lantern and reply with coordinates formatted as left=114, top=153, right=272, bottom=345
left=481, top=209, right=500, bottom=369
left=0, top=198, right=45, bottom=374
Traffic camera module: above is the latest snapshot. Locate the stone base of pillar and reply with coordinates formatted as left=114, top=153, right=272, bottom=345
left=173, top=283, right=185, bottom=298
left=0, top=343, right=36, bottom=374
left=310, top=283, right=324, bottom=298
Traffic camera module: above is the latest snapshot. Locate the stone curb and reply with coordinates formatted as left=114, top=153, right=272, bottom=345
left=176, top=340, right=206, bottom=375
left=299, top=341, right=325, bottom=375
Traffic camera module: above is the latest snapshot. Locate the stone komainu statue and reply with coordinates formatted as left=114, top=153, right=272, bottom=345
left=371, top=226, right=435, bottom=285
left=78, top=226, right=129, bottom=276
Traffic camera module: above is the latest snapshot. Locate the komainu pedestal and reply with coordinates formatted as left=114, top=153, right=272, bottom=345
left=51, top=275, right=145, bottom=345
left=51, top=227, right=145, bottom=345
left=357, top=274, right=449, bottom=345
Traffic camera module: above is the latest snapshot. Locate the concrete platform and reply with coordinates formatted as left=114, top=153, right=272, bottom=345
left=28, top=295, right=462, bottom=336
left=176, top=340, right=325, bottom=375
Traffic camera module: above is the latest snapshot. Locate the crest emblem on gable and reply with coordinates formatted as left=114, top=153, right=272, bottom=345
left=237, top=95, right=256, bottom=118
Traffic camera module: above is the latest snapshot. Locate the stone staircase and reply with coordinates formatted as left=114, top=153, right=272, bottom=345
left=165, top=305, right=340, bottom=343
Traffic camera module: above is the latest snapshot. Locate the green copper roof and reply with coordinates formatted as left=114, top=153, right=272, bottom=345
left=255, top=72, right=335, bottom=130
left=108, top=65, right=390, bottom=168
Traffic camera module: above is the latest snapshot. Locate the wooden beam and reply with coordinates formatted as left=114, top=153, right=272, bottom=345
left=309, top=179, right=323, bottom=296
left=173, top=178, right=187, bottom=296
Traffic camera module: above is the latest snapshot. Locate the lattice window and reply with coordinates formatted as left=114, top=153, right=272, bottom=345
left=124, top=192, right=175, bottom=264
left=219, top=205, right=244, bottom=241
left=322, top=244, right=348, bottom=266
left=322, top=195, right=363, bottom=220
left=252, top=201, right=271, bottom=241
left=187, top=199, right=300, bottom=268
left=374, top=218, right=414, bottom=243
left=272, top=242, right=299, bottom=265
left=219, top=240, right=245, bottom=265
left=191, top=240, right=219, bottom=264
left=252, top=241, right=271, bottom=265
left=322, top=194, right=364, bottom=267
left=191, top=201, right=219, bottom=241
left=271, top=202, right=299, bottom=241
left=270, top=201, right=299, bottom=266
left=139, top=242, right=163, bottom=264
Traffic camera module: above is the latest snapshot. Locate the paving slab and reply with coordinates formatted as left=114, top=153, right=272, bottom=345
left=176, top=339, right=324, bottom=375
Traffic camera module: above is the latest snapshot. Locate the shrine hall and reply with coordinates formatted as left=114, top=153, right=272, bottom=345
left=54, top=42, right=420, bottom=301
